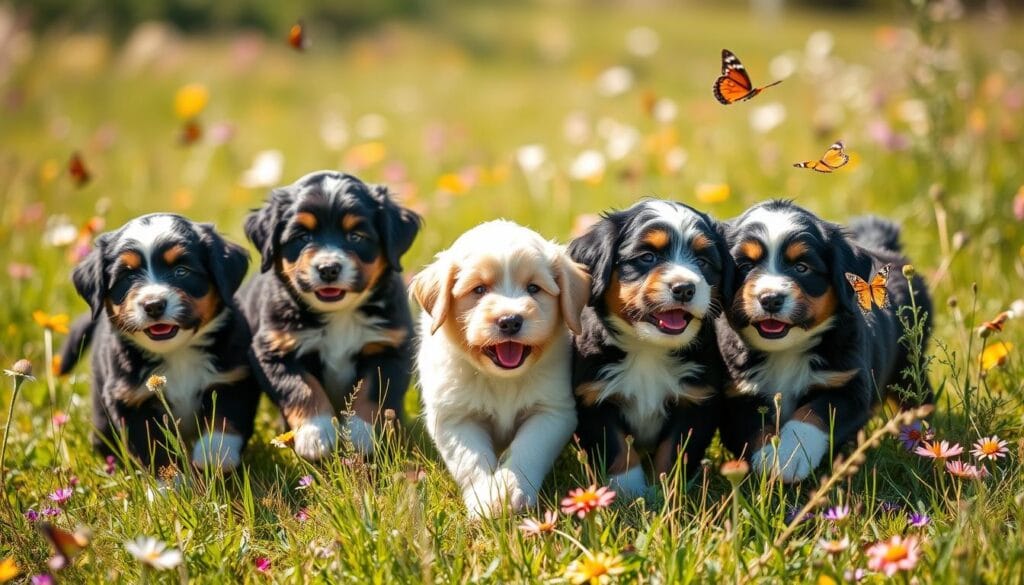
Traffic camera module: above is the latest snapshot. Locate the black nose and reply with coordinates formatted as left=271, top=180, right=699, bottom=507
left=317, top=262, right=342, bottom=282
left=671, top=282, right=696, bottom=302
left=497, top=314, right=524, bottom=335
left=143, top=298, right=166, bottom=319
left=758, top=293, right=786, bottom=314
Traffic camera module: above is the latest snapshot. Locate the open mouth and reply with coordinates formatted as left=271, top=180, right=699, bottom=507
left=754, top=319, right=792, bottom=339
left=144, top=323, right=180, bottom=341
left=314, top=287, right=347, bottom=302
left=483, top=341, right=532, bottom=369
left=644, top=309, right=692, bottom=335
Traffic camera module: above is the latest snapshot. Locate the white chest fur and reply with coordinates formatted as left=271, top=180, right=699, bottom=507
left=595, top=338, right=705, bottom=446
left=292, top=307, right=391, bottom=400
left=734, top=348, right=843, bottom=419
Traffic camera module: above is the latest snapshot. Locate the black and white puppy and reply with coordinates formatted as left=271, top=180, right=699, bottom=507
left=241, top=171, right=422, bottom=461
left=568, top=200, right=731, bottom=496
left=717, top=200, right=932, bottom=482
left=59, top=213, right=255, bottom=472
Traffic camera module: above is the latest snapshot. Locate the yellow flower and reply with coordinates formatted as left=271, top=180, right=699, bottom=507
left=563, top=552, right=626, bottom=585
left=436, top=173, right=469, bottom=195
left=695, top=183, right=730, bottom=204
left=174, top=83, right=209, bottom=120
left=271, top=430, right=296, bottom=449
left=343, top=142, right=387, bottom=169
left=0, top=557, right=19, bottom=583
left=33, top=310, right=70, bottom=334
left=980, top=341, right=1013, bottom=373
left=146, top=375, right=167, bottom=393
left=39, top=158, right=61, bottom=185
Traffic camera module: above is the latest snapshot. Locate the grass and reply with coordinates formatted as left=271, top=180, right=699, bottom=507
left=2, top=2, right=1024, bottom=582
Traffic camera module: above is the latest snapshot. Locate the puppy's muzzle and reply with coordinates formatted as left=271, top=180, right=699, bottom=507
left=758, top=292, right=786, bottom=314
left=671, top=282, right=696, bottom=303
left=483, top=313, right=532, bottom=370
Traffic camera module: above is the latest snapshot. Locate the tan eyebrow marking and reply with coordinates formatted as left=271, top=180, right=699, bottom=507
left=341, top=213, right=362, bottom=231
left=163, top=244, right=186, bottom=264
left=740, top=240, right=764, bottom=262
left=784, top=241, right=810, bottom=262
left=295, top=212, right=317, bottom=230
left=119, top=251, right=141, bottom=269
left=641, top=229, right=671, bottom=250
left=692, top=233, right=712, bottom=252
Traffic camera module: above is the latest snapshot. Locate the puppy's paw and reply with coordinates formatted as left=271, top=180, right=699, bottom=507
left=293, top=416, right=337, bottom=461
left=463, top=477, right=500, bottom=519
left=751, top=421, right=829, bottom=483
left=191, top=431, right=244, bottom=472
left=492, top=468, right=534, bottom=513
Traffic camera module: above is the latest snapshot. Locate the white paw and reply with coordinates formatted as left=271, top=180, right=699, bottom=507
left=191, top=432, right=244, bottom=472
left=751, top=421, right=829, bottom=483
left=462, top=471, right=532, bottom=519
left=293, top=416, right=337, bottom=461
left=493, top=468, right=533, bottom=513
left=609, top=466, right=648, bottom=499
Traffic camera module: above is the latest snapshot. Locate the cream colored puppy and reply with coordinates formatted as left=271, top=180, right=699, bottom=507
left=412, top=220, right=589, bottom=518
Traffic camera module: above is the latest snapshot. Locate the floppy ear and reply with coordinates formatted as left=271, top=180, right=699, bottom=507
left=371, top=184, right=422, bottom=272
left=566, top=214, right=621, bottom=304
left=554, top=252, right=591, bottom=335
left=825, top=223, right=871, bottom=316
left=198, top=224, right=250, bottom=306
left=244, top=189, right=291, bottom=273
left=71, top=233, right=112, bottom=320
left=410, top=257, right=456, bottom=335
left=712, top=218, right=737, bottom=313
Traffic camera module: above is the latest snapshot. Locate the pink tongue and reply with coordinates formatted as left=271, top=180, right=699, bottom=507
left=655, top=309, right=688, bottom=331
left=760, top=320, right=786, bottom=334
left=494, top=341, right=524, bottom=367
left=320, top=288, right=343, bottom=297
left=149, top=324, right=174, bottom=335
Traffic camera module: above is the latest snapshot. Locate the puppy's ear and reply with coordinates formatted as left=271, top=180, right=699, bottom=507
left=198, top=224, right=250, bottom=305
left=410, top=258, right=456, bottom=335
left=71, top=233, right=112, bottom=320
left=244, top=189, right=291, bottom=273
left=554, top=252, right=591, bottom=335
left=371, top=184, right=422, bottom=272
left=567, top=214, right=621, bottom=303
left=825, top=223, right=871, bottom=316
left=713, top=219, right=737, bottom=311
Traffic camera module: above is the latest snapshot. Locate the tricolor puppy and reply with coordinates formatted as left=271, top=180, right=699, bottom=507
left=59, top=213, right=255, bottom=472
left=412, top=221, right=589, bottom=518
left=241, top=171, right=421, bottom=461
left=717, top=200, right=932, bottom=482
left=568, top=200, right=730, bottom=496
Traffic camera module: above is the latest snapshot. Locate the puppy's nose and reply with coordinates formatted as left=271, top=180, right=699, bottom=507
left=671, top=282, right=696, bottom=302
left=758, top=293, right=786, bottom=314
left=497, top=314, right=524, bottom=335
left=143, top=298, right=167, bottom=319
left=316, top=262, right=342, bottom=283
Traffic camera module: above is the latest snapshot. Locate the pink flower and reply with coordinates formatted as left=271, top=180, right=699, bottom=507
left=822, top=505, right=851, bottom=522
left=48, top=487, right=73, bottom=505
left=945, top=460, right=988, bottom=480
left=914, top=440, right=963, bottom=460
left=866, top=535, right=920, bottom=576
left=897, top=421, right=934, bottom=450
left=560, top=485, right=616, bottom=518
left=254, top=557, right=271, bottom=573
left=295, top=508, right=310, bottom=522
left=518, top=510, right=558, bottom=536
left=296, top=475, right=314, bottom=490
left=51, top=412, right=70, bottom=426
left=41, top=507, right=62, bottom=517
left=25, top=508, right=39, bottom=522
left=971, top=435, right=1009, bottom=461
left=104, top=455, right=117, bottom=475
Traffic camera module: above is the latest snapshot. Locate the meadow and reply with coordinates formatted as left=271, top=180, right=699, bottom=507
left=2, top=1, right=1024, bottom=582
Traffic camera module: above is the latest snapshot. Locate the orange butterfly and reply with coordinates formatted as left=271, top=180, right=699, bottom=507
left=180, top=120, right=203, bottom=146
left=981, top=311, right=1012, bottom=334
left=68, top=152, right=91, bottom=187
left=288, top=21, right=308, bottom=51
left=845, top=264, right=892, bottom=314
left=713, top=49, right=782, bottom=105
left=38, top=522, right=91, bottom=571
left=794, top=141, right=850, bottom=173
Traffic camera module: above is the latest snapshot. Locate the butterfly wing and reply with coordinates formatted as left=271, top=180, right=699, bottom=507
left=793, top=160, right=833, bottom=173
left=845, top=272, right=873, bottom=314
left=39, top=523, right=90, bottom=569
left=68, top=152, right=90, bottom=187
left=819, top=141, right=850, bottom=170
left=868, top=264, right=891, bottom=310
left=713, top=49, right=755, bottom=104
left=288, top=22, right=306, bottom=51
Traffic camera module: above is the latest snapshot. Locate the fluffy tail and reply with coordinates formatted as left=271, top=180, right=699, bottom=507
left=848, top=215, right=902, bottom=253
left=58, top=314, right=96, bottom=375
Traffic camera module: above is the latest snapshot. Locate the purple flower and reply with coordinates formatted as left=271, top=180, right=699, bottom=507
left=104, top=455, right=117, bottom=475
left=908, top=512, right=930, bottom=528
left=897, top=420, right=934, bottom=450
left=41, top=507, right=62, bottom=517
left=879, top=501, right=902, bottom=514
left=785, top=506, right=814, bottom=525
left=48, top=487, right=73, bottom=505
left=295, top=508, right=310, bottom=522
left=823, top=505, right=851, bottom=522
left=31, top=575, right=56, bottom=585
left=25, top=508, right=39, bottom=522
left=296, top=475, right=314, bottom=490
left=254, top=556, right=271, bottom=573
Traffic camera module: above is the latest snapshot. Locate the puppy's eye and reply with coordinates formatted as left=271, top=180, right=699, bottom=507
left=473, top=285, right=488, bottom=295
left=695, top=258, right=709, bottom=269
left=526, top=284, right=540, bottom=294
left=737, top=261, right=753, bottom=273
left=793, top=263, right=810, bottom=274
left=173, top=266, right=190, bottom=278
left=347, top=232, right=366, bottom=243
left=299, top=232, right=313, bottom=243
left=638, top=252, right=656, bottom=264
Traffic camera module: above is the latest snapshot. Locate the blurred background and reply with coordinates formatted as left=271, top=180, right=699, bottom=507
left=1, top=0, right=1023, bottom=374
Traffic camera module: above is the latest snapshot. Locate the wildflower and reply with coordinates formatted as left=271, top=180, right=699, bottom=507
left=560, top=485, right=616, bottom=518
left=719, top=459, right=750, bottom=486
left=174, top=83, right=209, bottom=120
left=240, top=150, right=285, bottom=188
left=436, top=173, right=470, bottom=195
left=3, top=359, right=34, bottom=380
left=104, top=455, right=117, bottom=475
left=563, top=551, right=626, bottom=585
left=254, top=557, right=271, bottom=573
left=695, top=183, right=730, bottom=204
left=595, top=65, right=634, bottom=97
left=270, top=430, right=295, bottom=449
left=341, top=142, right=385, bottom=171
left=945, top=460, right=988, bottom=480
left=48, top=488, right=73, bottom=505
left=822, top=505, right=851, bottom=522
left=41, top=507, right=62, bottom=518
left=908, top=512, right=930, bottom=528
left=569, top=150, right=606, bottom=185
left=124, top=536, right=183, bottom=571
left=516, top=144, right=547, bottom=173
left=296, top=475, right=314, bottom=490
left=295, top=508, right=310, bottom=522
left=145, top=375, right=167, bottom=393
left=914, top=440, right=963, bottom=460
left=843, top=568, right=866, bottom=582
left=32, top=311, right=69, bottom=334
left=897, top=421, right=934, bottom=450
left=0, top=558, right=18, bottom=582
left=879, top=501, right=902, bottom=514
left=980, top=342, right=1013, bottom=373
left=749, top=102, right=786, bottom=134
left=51, top=412, right=70, bottom=427
left=25, top=509, right=39, bottom=522
left=818, top=536, right=850, bottom=555
left=866, top=535, right=920, bottom=576
left=971, top=435, right=1009, bottom=461
left=785, top=506, right=814, bottom=524
left=7, top=262, right=35, bottom=280
left=518, top=510, right=558, bottom=537
left=31, top=575, right=55, bottom=585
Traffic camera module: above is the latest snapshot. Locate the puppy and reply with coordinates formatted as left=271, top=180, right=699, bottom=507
left=241, top=171, right=421, bottom=461
left=412, top=220, right=589, bottom=518
left=568, top=200, right=730, bottom=496
left=59, top=213, right=255, bottom=472
left=717, top=200, right=932, bottom=482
